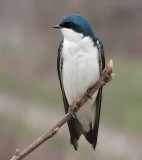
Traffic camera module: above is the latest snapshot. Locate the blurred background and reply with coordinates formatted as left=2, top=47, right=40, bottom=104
left=0, top=0, right=142, bottom=160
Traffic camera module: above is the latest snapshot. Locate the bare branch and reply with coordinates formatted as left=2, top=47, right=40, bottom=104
left=11, top=59, right=114, bottom=160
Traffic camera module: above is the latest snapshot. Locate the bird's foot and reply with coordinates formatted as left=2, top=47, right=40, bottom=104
left=68, top=106, right=77, bottom=119
left=86, top=89, right=92, bottom=99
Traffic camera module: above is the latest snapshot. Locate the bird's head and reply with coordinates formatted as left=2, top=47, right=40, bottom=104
left=53, top=14, right=95, bottom=42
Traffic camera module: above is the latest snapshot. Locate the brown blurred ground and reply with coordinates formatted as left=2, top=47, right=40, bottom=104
left=0, top=0, right=142, bottom=160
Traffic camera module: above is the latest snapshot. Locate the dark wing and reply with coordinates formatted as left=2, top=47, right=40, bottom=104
left=83, top=38, right=105, bottom=149
left=57, top=41, right=82, bottom=150
left=90, top=38, right=105, bottom=150
left=96, top=39, right=105, bottom=71
left=57, top=41, right=69, bottom=113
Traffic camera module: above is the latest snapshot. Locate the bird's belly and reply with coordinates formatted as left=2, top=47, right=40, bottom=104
left=63, top=51, right=99, bottom=105
left=62, top=49, right=100, bottom=131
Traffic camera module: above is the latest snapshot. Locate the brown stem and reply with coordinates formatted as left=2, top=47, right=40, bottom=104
left=11, top=59, right=114, bottom=160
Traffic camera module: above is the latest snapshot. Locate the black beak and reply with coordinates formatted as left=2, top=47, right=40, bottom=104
left=53, top=25, right=61, bottom=29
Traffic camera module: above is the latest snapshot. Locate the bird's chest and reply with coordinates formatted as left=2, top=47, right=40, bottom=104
left=62, top=38, right=100, bottom=105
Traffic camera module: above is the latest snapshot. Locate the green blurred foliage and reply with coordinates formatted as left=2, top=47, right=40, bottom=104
left=102, top=58, right=142, bottom=135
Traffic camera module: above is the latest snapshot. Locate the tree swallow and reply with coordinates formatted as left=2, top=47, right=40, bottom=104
left=53, top=14, right=105, bottom=150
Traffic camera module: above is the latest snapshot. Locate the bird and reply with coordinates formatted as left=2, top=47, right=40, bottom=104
left=53, top=14, right=105, bottom=150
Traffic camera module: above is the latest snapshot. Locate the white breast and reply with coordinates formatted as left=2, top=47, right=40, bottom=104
left=62, top=31, right=100, bottom=132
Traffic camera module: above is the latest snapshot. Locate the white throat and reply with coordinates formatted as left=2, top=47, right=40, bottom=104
left=61, top=28, right=83, bottom=42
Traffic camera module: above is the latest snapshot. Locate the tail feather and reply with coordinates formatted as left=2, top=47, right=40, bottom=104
left=83, top=125, right=93, bottom=143
left=70, top=137, right=78, bottom=150
left=67, top=117, right=82, bottom=150
left=83, top=127, right=98, bottom=150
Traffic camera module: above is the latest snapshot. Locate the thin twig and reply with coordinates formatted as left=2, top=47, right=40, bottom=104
left=11, top=59, right=114, bottom=160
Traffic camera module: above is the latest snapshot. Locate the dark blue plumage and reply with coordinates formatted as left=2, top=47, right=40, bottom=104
left=59, top=14, right=96, bottom=39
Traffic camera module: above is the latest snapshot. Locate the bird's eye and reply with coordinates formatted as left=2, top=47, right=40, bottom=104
left=68, top=22, right=74, bottom=28
left=61, top=22, right=74, bottom=29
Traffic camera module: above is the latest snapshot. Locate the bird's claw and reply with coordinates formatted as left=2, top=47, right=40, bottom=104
left=86, top=89, right=92, bottom=99
left=68, top=106, right=77, bottom=119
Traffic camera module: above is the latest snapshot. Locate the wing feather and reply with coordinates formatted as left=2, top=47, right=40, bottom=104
left=92, top=38, right=105, bottom=149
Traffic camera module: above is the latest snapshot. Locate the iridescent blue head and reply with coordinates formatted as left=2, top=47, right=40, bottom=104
left=53, top=14, right=95, bottom=39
